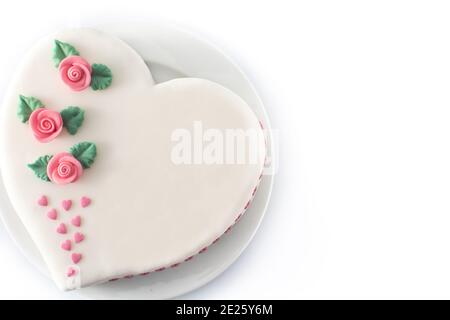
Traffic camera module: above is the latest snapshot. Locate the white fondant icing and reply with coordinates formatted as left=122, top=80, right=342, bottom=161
left=0, top=29, right=265, bottom=290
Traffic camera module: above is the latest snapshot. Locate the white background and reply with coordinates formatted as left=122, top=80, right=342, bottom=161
left=1, top=0, right=450, bottom=299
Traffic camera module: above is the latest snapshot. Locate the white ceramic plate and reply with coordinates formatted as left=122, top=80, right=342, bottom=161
left=0, top=22, right=274, bottom=299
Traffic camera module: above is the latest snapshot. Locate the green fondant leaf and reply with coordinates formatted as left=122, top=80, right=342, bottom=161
left=28, top=155, right=52, bottom=182
left=60, top=106, right=85, bottom=135
left=53, top=40, right=79, bottom=67
left=70, top=142, right=97, bottom=169
left=17, top=95, right=44, bottom=123
left=90, top=64, right=112, bottom=91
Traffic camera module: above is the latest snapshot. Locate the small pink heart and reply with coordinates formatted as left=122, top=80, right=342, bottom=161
left=71, top=215, right=81, bottom=227
left=66, top=267, right=76, bottom=277
left=74, top=232, right=84, bottom=243
left=56, top=223, right=67, bottom=234
left=62, top=200, right=72, bottom=211
left=37, top=195, right=48, bottom=207
left=71, top=253, right=82, bottom=264
left=80, top=196, right=91, bottom=208
left=47, top=209, right=57, bottom=220
left=61, top=240, right=71, bottom=251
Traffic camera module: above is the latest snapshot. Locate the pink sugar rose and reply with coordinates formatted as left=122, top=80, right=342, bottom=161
left=47, top=152, right=83, bottom=185
left=59, top=56, right=92, bottom=91
left=29, top=108, right=63, bottom=143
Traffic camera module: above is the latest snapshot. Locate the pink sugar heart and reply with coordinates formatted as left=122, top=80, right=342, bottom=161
left=66, top=267, right=76, bottom=277
left=61, top=239, right=71, bottom=251
left=37, top=195, right=48, bottom=206
left=56, top=223, right=67, bottom=234
left=47, top=208, right=57, bottom=220
left=74, top=232, right=84, bottom=243
left=71, top=215, right=81, bottom=227
left=80, top=196, right=91, bottom=208
left=71, top=253, right=82, bottom=264
left=62, top=199, right=72, bottom=211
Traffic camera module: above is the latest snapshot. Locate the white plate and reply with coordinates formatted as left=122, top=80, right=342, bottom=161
left=0, top=22, right=274, bottom=299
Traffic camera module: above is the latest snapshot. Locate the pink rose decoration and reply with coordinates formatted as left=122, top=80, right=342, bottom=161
left=47, top=152, right=83, bottom=185
left=29, top=108, right=63, bottom=143
left=59, top=56, right=92, bottom=91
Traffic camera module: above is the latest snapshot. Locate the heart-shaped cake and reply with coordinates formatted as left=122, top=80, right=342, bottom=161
left=0, top=29, right=265, bottom=290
